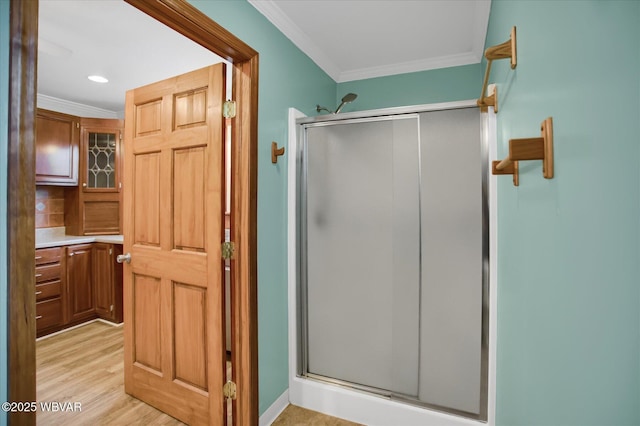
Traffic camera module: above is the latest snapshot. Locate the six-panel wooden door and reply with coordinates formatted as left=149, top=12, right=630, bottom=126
left=122, top=64, right=227, bottom=425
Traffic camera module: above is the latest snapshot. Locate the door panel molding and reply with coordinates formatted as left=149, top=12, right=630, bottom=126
left=8, top=0, right=259, bottom=424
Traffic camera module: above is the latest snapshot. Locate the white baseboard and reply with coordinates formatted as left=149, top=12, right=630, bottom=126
left=259, top=389, right=289, bottom=426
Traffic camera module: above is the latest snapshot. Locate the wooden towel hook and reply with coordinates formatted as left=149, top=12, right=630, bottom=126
left=477, top=26, right=517, bottom=113
left=271, top=141, right=285, bottom=164
left=492, top=117, right=554, bottom=186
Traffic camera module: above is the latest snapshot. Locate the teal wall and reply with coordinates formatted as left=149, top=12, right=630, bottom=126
left=188, top=1, right=336, bottom=415
left=0, top=0, right=9, bottom=424
left=2, top=1, right=637, bottom=424
left=335, top=1, right=640, bottom=424
left=486, top=1, right=640, bottom=424
left=336, top=63, right=482, bottom=112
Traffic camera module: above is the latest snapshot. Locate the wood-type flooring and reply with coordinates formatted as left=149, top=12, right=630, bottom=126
left=36, top=321, right=356, bottom=425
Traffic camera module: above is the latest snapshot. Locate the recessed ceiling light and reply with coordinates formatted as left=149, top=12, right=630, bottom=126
left=88, top=75, right=109, bottom=83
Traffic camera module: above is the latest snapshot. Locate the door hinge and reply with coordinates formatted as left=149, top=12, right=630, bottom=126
left=110, top=304, right=114, bottom=313
left=223, top=100, right=236, bottom=118
left=222, top=241, right=235, bottom=260
left=109, top=248, right=113, bottom=255
left=223, top=380, right=237, bottom=400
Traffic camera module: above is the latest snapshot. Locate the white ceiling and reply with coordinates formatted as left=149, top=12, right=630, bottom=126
left=249, top=0, right=491, bottom=83
left=38, top=0, right=224, bottom=114
left=38, top=0, right=491, bottom=114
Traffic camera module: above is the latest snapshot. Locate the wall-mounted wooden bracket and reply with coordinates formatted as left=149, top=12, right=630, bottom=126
left=492, top=156, right=519, bottom=186
left=271, top=141, right=285, bottom=164
left=478, top=86, right=498, bottom=113
left=492, top=117, right=554, bottom=186
left=485, top=26, right=517, bottom=68
left=477, top=26, right=517, bottom=113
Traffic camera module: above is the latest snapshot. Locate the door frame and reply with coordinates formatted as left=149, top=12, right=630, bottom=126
left=7, top=0, right=259, bottom=424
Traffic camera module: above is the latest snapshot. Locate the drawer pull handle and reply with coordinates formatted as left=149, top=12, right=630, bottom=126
left=35, top=291, right=42, bottom=295
left=36, top=315, right=43, bottom=320
left=35, top=256, right=42, bottom=260
left=35, top=274, right=43, bottom=278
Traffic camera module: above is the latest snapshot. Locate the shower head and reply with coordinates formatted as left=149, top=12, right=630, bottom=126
left=334, top=93, right=358, bottom=113
left=316, top=93, right=358, bottom=115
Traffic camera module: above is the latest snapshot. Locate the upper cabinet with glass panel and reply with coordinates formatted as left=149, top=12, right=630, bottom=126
left=87, top=130, right=117, bottom=189
left=80, top=118, right=123, bottom=192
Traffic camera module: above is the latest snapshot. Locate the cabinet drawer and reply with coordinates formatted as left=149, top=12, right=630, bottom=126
left=36, top=298, right=63, bottom=330
left=35, top=263, right=61, bottom=283
left=36, top=280, right=61, bottom=301
left=35, top=247, right=62, bottom=265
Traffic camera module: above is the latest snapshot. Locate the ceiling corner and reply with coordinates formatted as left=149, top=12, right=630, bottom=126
left=247, top=0, right=342, bottom=82
left=472, top=0, right=492, bottom=62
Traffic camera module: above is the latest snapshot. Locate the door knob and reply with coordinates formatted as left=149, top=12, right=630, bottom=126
left=116, top=253, right=131, bottom=264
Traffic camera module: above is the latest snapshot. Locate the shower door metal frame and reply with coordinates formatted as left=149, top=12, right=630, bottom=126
left=295, top=102, right=490, bottom=422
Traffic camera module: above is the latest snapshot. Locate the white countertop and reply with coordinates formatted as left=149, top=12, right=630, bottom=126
left=36, top=227, right=123, bottom=249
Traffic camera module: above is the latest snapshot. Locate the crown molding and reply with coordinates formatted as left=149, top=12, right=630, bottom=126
left=338, top=52, right=482, bottom=83
left=247, top=0, right=341, bottom=81
left=249, top=0, right=491, bottom=84
left=37, top=94, right=120, bottom=118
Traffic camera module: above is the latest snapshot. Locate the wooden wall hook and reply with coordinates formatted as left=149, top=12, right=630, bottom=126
left=271, top=141, right=285, bottom=164
left=492, top=117, right=554, bottom=186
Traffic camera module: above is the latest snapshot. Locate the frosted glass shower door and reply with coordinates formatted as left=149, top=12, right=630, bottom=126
left=302, top=116, right=421, bottom=397
left=418, top=108, right=484, bottom=417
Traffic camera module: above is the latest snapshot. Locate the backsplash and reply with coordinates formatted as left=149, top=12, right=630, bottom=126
left=35, top=186, right=65, bottom=228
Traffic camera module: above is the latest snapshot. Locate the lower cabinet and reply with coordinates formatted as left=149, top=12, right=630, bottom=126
left=93, top=243, right=123, bottom=323
left=35, top=247, right=65, bottom=337
left=35, top=242, right=123, bottom=337
left=67, top=244, right=95, bottom=324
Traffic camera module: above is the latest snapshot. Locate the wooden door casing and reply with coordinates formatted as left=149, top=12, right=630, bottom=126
left=123, top=64, right=226, bottom=425
left=9, top=1, right=259, bottom=423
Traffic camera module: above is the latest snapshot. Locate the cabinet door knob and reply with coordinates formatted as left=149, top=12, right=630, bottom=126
left=82, top=183, right=87, bottom=187
left=116, top=253, right=131, bottom=264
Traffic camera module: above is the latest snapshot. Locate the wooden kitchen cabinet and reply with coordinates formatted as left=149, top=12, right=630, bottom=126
left=35, top=108, right=80, bottom=186
left=35, top=246, right=65, bottom=337
left=65, top=117, right=123, bottom=235
left=34, top=242, right=124, bottom=337
left=66, top=244, right=95, bottom=323
left=93, top=243, right=123, bottom=323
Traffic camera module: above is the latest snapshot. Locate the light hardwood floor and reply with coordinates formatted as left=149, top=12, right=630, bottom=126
left=272, top=405, right=361, bottom=426
left=37, top=321, right=184, bottom=425
left=36, top=321, right=355, bottom=425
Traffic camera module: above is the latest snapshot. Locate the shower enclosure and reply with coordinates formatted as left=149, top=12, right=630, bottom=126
left=295, top=106, right=488, bottom=421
